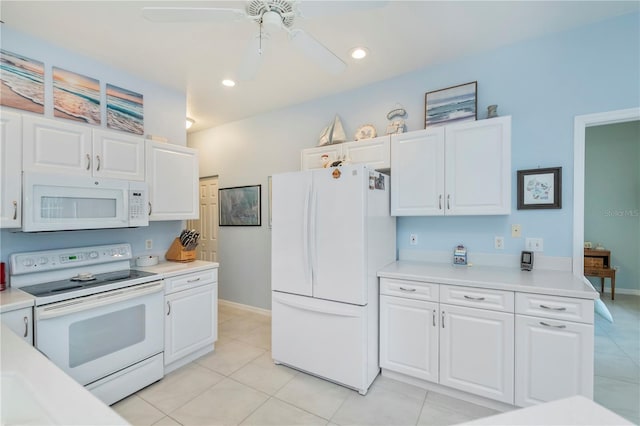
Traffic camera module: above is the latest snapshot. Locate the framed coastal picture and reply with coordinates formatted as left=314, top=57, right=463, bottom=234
left=219, top=185, right=262, bottom=226
left=53, top=67, right=101, bottom=125
left=517, top=167, right=562, bottom=209
left=0, top=49, right=45, bottom=113
left=425, top=81, right=477, bottom=128
left=106, top=83, right=144, bottom=135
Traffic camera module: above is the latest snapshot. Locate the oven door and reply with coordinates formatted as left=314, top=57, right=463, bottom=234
left=34, top=281, right=164, bottom=386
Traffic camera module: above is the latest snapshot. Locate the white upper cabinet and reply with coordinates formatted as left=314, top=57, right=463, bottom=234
left=301, top=136, right=391, bottom=171
left=1, top=109, right=22, bottom=228
left=391, top=116, right=511, bottom=216
left=145, top=140, right=199, bottom=221
left=92, top=129, right=145, bottom=181
left=22, top=115, right=145, bottom=180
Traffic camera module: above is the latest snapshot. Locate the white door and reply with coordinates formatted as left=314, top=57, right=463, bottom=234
left=92, top=129, right=145, bottom=181
left=0, top=110, right=22, bottom=228
left=342, top=136, right=391, bottom=170
left=271, top=170, right=313, bottom=296
left=313, top=165, right=367, bottom=305
left=439, top=304, right=514, bottom=404
left=22, top=115, right=92, bottom=175
left=189, top=176, right=219, bottom=262
left=1, top=308, right=33, bottom=345
left=391, top=128, right=445, bottom=216
left=515, top=315, right=594, bottom=406
left=380, top=295, right=439, bottom=382
left=445, top=116, right=511, bottom=215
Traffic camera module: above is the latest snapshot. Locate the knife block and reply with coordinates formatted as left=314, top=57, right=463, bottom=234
left=165, top=238, right=196, bottom=262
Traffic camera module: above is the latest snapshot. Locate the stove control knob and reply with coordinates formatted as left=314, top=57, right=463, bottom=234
left=89, top=251, right=99, bottom=259
left=22, top=258, right=34, bottom=267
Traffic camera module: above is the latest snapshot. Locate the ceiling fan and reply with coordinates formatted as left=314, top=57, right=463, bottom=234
left=142, top=0, right=357, bottom=80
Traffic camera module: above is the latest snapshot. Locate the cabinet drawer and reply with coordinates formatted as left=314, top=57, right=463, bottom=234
left=380, top=278, right=439, bottom=301
left=515, top=293, right=594, bottom=324
left=584, top=257, right=604, bottom=268
left=440, top=285, right=514, bottom=312
left=165, top=269, right=217, bottom=294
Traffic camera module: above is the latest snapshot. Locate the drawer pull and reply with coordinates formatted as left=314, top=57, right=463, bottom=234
left=187, top=277, right=202, bottom=283
left=540, top=304, right=566, bottom=311
left=398, top=286, right=416, bottom=292
left=464, top=295, right=485, bottom=301
left=540, top=321, right=566, bottom=329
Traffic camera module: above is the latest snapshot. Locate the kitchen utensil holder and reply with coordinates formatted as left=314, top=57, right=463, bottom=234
left=165, top=238, right=196, bottom=262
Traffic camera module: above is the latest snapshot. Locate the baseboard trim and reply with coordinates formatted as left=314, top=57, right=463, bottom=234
left=602, top=288, right=640, bottom=297
left=219, top=299, right=272, bottom=317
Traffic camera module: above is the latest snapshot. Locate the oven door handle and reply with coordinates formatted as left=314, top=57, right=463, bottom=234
left=36, top=281, right=164, bottom=320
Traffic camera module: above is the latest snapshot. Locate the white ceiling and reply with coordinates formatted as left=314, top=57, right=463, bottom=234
left=2, top=1, right=638, bottom=132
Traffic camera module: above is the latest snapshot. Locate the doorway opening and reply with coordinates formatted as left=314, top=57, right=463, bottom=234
left=188, top=175, right=219, bottom=262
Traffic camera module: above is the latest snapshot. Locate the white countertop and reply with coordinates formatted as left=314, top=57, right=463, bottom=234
left=378, top=261, right=599, bottom=300
left=461, top=395, right=632, bottom=425
left=0, top=288, right=35, bottom=313
left=135, top=259, right=219, bottom=278
left=0, top=323, right=129, bottom=425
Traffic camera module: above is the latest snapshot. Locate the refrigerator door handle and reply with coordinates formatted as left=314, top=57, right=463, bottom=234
left=303, top=184, right=312, bottom=285
left=309, top=186, right=318, bottom=287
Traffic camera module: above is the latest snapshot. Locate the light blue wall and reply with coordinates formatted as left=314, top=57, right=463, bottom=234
left=585, top=121, right=639, bottom=292
left=0, top=27, right=188, bottom=269
left=190, top=12, right=640, bottom=309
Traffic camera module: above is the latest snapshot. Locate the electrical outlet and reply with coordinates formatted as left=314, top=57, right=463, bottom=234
left=145, top=239, right=153, bottom=250
left=410, top=234, right=418, bottom=245
left=525, top=238, right=543, bottom=252
left=511, top=224, right=522, bottom=238
left=495, top=236, right=504, bottom=249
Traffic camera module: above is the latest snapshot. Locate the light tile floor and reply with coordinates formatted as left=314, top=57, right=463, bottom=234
left=113, top=296, right=640, bottom=426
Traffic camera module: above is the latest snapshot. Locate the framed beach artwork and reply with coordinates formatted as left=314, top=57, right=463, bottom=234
left=219, top=185, right=262, bottom=226
left=106, top=84, right=144, bottom=135
left=53, top=67, right=101, bottom=125
left=425, top=81, right=477, bottom=128
left=0, top=50, right=45, bottom=114
left=517, top=167, right=562, bottom=210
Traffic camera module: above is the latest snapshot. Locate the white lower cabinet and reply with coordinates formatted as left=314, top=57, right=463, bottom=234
left=1, top=307, right=33, bottom=345
left=164, top=268, right=218, bottom=372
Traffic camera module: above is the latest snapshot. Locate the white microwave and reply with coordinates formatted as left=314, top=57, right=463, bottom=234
left=22, top=172, right=149, bottom=232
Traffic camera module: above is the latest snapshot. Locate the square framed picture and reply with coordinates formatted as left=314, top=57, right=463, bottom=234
left=517, top=167, right=562, bottom=209
left=219, top=185, right=261, bottom=226
left=425, top=81, right=477, bottom=127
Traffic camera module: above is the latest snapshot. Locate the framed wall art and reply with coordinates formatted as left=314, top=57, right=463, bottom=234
left=53, top=67, right=101, bottom=125
left=0, top=49, right=45, bottom=114
left=517, top=167, right=562, bottom=210
left=425, top=81, right=477, bottom=128
left=106, top=83, right=144, bottom=135
left=219, top=185, right=262, bottom=226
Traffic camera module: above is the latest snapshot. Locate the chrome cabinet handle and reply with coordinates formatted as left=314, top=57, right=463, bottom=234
left=399, top=286, right=416, bottom=292
left=187, top=277, right=201, bottom=283
left=96, top=155, right=101, bottom=171
left=438, top=195, right=442, bottom=210
left=540, top=321, right=566, bottom=329
left=86, top=154, right=91, bottom=170
left=540, top=304, right=567, bottom=311
left=464, top=295, right=486, bottom=301
left=447, top=194, right=451, bottom=209
left=432, top=309, right=436, bottom=327
left=12, top=200, right=17, bottom=220
left=167, top=301, right=171, bottom=316
left=441, top=311, right=445, bottom=328
left=148, top=202, right=152, bottom=216
left=23, top=316, right=29, bottom=338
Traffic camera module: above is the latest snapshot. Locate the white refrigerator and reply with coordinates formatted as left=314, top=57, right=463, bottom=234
left=271, top=164, right=396, bottom=395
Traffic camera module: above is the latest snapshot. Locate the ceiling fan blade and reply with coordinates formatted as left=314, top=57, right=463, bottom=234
left=237, top=33, right=269, bottom=81
left=141, top=7, right=245, bottom=23
left=288, top=29, right=346, bottom=75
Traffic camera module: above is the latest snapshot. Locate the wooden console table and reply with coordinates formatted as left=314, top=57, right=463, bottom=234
left=584, top=249, right=616, bottom=300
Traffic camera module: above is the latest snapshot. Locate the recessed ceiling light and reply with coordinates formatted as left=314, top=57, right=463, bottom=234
left=350, top=47, right=368, bottom=60
left=222, top=79, right=236, bottom=87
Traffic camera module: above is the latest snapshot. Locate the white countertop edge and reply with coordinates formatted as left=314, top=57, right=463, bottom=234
left=134, top=260, right=219, bottom=279
left=0, top=288, right=35, bottom=313
left=1, top=323, right=129, bottom=425
left=378, top=261, right=599, bottom=300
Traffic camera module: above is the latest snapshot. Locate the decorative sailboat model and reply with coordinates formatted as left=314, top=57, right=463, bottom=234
left=318, top=115, right=346, bottom=146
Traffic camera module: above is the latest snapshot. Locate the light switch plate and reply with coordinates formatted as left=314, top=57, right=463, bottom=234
left=511, top=224, right=522, bottom=238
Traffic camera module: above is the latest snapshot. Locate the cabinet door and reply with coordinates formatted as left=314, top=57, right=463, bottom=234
left=1, top=307, right=33, bottom=345
left=165, top=283, right=217, bottom=365
left=391, top=128, right=445, bottom=216
left=342, top=136, right=390, bottom=170
left=380, top=295, right=439, bottom=382
left=515, top=315, right=594, bottom=407
left=23, top=115, right=92, bottom=175
left=444, top=116, right=511, bottom=215
left=439, top=304, right=514, bottom=404
left=301, top=145, right=342, bottom=170
left=92, top=129, right=145, bottom=181
left=1, top=110, right=22, bottom=228
left=146, top=141, right=199, bottom=220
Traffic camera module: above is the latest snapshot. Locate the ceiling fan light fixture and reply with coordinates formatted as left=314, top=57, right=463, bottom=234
left=222, top=79, right=236, bottom=87
left=350, top=47, right=368, bottom=60
left=186, top=117, right=195, bottom=129
left=261, top=10, right=283, bottom=31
